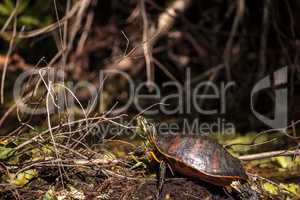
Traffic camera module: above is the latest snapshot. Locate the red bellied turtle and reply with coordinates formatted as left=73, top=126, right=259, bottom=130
left=136, top=116, right=249, bottom=199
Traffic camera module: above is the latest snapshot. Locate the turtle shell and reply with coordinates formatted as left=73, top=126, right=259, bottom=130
left=152, top=134, right=247, bottom=186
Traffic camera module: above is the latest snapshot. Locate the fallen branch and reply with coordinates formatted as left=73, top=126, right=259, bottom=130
left=239, top=149, right=300, bottom=161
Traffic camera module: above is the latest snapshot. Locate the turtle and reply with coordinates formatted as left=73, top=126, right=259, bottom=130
left=136, top=116, right=250, bottom=199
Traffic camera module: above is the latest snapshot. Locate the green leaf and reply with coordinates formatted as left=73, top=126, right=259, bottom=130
left=4, top=0, right=14, bottom=11
left=279, top=183, right=300, bottom=196
left=0, top=146, right=15, bottom=160
left=0, top=4, right=11, bottom=16
left=12, top=169, right=38, bottom=186
left=19, top=15, right=40, bottom=26
left=262, top=182, right=278, bottom=195
left=43, top=187, right=57, bottom=200
left=271, top=156, right=293, bottom=168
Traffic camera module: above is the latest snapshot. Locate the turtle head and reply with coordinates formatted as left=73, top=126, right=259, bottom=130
left=136, top=116, right=156, bottom=140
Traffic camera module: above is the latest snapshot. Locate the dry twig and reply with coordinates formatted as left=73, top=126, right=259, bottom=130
left=239, top=149, right=300, bottom=161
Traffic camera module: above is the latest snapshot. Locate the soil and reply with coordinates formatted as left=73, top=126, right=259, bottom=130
left=129, top=179, right=230, bottom=200
left=0, top=177, right=231, bottom=200
left=89, top=177, right=230, bottom=200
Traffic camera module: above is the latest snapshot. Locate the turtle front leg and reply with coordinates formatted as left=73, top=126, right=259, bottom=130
left=156, top=160, right=166, bottom=200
